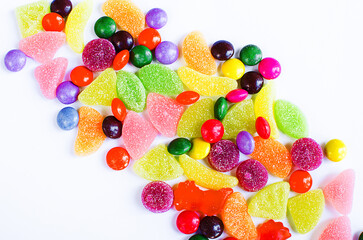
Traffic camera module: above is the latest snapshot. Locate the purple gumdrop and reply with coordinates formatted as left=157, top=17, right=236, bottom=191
left=141, top=181, right=174, bottom=213
left=236, top=131, right=255, bottom=155
left=56, top=81, right=79, bottom=104
left=145, top=8, right=168, bottom=29
left=155, top=41, right=179, bottom=65
left=4, top=49, right=27, bottom=72
left=82, top=39, right=116, bottom=72
left=236, top=159, right=268, bottom=192
left=208, top=140, right=240, bottom=172
left=291, top=138, right=323, bottom=171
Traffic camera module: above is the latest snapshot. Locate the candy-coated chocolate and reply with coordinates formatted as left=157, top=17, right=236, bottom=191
left=289, top=170, right=312, bottom=193
left=168, top=138, right=192, bottom=155
left=155, top=41, right=179, bottom=64
left=113, top=50, right=129, bottom=71
left=176, top=91, right=200, bottom=105
left=201, top=119, right=224, bottom=143
left=42, top=12, right=64, bottom=31
left=138, top=28, right=161, bottom=50
left=189, top=234, right=208, bottom=240
left=226, top=89, right=248, bottom=103
left=102, top=116, right=122, bottom=139
left=51, top=0, right=72, bottom=18
left=146, top=8, right=167, bottom=29
left=325, top=139, right=347, bottom=162
left=214, top=97, right=228, bottom=121
left=57, top=107, right=79, bottom=130
left=4, top=49, right=27, bottom=72
left=239, top=44, right=262, bottom=66
left=255, top=116, right=271, bottom=139
left=240, top=71, right=264, bottom=94
left=106, top=147, right=130, bottom=170
left=258, top=57, right=281, bottom=80
left=221, top=58, right=245, bottom=80
left=111, top=98, right=127, bottom=122
left=70, top=66, right=93, bottom=87
left=188, top=138, right=210, bottom=160
left=109, top=30, right=134, bottom=53
left=56, top=81, right=79, bottom=104
left=130, top=45, right=153, bottom=68
left=199, top=216, right=224, bottom=239
left=211, top=40, right=234, bottom=61
left=236, top=131, right=255, bottom=155
left=176, top=211, right=200, bottom=234
left=94, top=16, right=116, bottom=39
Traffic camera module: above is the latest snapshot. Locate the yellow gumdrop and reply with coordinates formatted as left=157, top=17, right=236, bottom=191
left=221, top=58, right=245, bottom=80
left=188, top=138, right=210, bottom=160
left=325, top=139, right=347, bottom=162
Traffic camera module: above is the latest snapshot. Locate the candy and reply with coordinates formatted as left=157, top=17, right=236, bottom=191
left=34, top=57, right=68, bottom=99
left=106, top=147, right=130, bottom=171
left=287, top=189, right=325, bottom=234
left=116, top=70, right=146, bottom=112
left=19, top=31, right=66, bottom=64
left=258, top=57, right=281, bottom=80
left=360, top=232, right=363, bottom=240
left=325, top=139, right=347, bottom=162
left=240, top=71, right=264, bottom=94
left=257, top=219, right=291, bottom=240
left=122, top=111, right=158, bottom=160
left=111, top=98, right=127, bottom=122
left=155, top=41, right=179, bottom=65
left=94, top=16, right=116, bottom=39
left=319, top=216, right=351, bottom=240
left=42, top=13, right=64, bottom=31
left=130, top=45, right=153, bottom=68
left=208, top=140, right=240, bottom=172
left=274, top=100, right=309, bottom=139
left=176, top=211, right=200, bottom=234
left=323, top=169, right=355, bottom=215
left=188, top=138, right=210, bottom=160
left=146, top=8, right=168, bottom=29
left=289, top=170, right=312, bottom=193
left=239, top=44, right=262, bottom=66
left=221, top=58, right=246, bottom=80
left=74, top=106, right=106, bottom=156
left=138, top=64, right=184, bottom=95
left=255, top=116, right=271, bottom=139
left=176, top=91, right=200, bottom=105
left=65, top=0, right=93, bottom=53
left=179, top=154, right=238, bottom=190
left=113, top=50, right=129, bottom=71
left=222, top=99, right=256, bottom=139
left=221, top=192, right=257, bottom=240
left=214, top=97, right=228, bottom=121
left=56, top=81, right=79, bottom=104
left=291, top=138, right=323, bottom=171
left=178, top=66, right=237, bottom=96
left=50, top=0, right=72, bottom=18
left=110, top=31, right=134, bottom=53
left=189, top=234, right=208, bottom=240
left=102, top=0, right=145, bottom=38
left=57, top=107, right=79, bottom=130
left=199, top=216, right=224, bottom=239
left=236, top=131, right=255, bottom=155
left=236, top=159, right=268, bottom=192
left=82, top=39, right=116, bottom=72
left=201, top=119, right=224, bottom=143
left=182, top=31, right=217, bottom=75
left=167, top=138, right=192, bottom=155
left=225, top=89, right=248, bottom=103
left=250, top=136, right=292, bottom=178
left=4, top=50, right=27, bottom=72
left=78, top=68, right=117, bottom=106
left=70, top=66, right=93, bottom=87
left=211, top=40, right=234, bottom=61
left=102, top=116, right=122, bottom=139
left=141, top=181, right=174, bottom=213
left=138, top=28, right=161, bottom=50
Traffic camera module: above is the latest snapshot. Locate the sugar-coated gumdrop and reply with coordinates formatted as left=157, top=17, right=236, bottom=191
left=199, top=216, right=224, bottom=239
left=176, top=91, right=200, bottom=105
left=325, top=139, right=347, bottom=162
left=179, top=154, right=238, bottom=190
left=201, top=119, right=224, bottom=143
left=78, top=68, right=117, bottom=106
left=141, top=181, right=174, bottom=213
left=19, top=31, right=66, bottom=64
left=4, top=50, right=27, bottom=72
left=188, top=138, right=210, bottom=160
left=147, top=93, right=185, bottom=137
left=123, top=111, right=158, bottom=160
left=236, top=159, right=268, bottom=192
left=178, top=66, right=237, bottom=96
left=34, top=57, right=68, bottom=99
left=287, top=189, right=325, bottom=234
left=319, top=216, right=351, bottom=240
left=221, top=192, right=257, bottom=240
left=116, top=70, right=146, bottom=112
left=323, top=169, right=355, bottom=215
left=138, top=64, right=184, bottom=95
left=65, top=0, right=93, bottom=53
left=82, top=39, right=116, bottom=72
left=250, top=136, right=292, bottom=178
left=248, top=182, right=290, bottom=220
left=257, top=219, right=291, bottom=240
left=74, top=106, right=106, bottom=156
left=102, top=0, right=145, bottom=38
left=177, top=98, right=214, bottom=138
left=177, top=211, right=200, bottom=234
left=222, top=99, right=256, bottom=139
left=146, top=8, right=167, bottom=29
left=208, top=140, right=240, bottom=172
left=291, top=138, right=323, bottom=171
left=133, top=144, right=183, bottom=181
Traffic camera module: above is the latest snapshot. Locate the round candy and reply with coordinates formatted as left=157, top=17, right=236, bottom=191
left=141, top=181, right=174, bottom=213
left=155, top=41, right=179, bottom=65
left=138, top=28, right=161, bottom=50
left=360, top=232, right=363, bottom=240
left=325, top=139, right=347, bottom=162
left=199, top=216, right=224, bottom=239
left=211, top=40, right=234, bottom=61
left=255, top=116, right=271, bottom=139
left=239, top=44, right=262, bottom=66
left=56, top=81, right=79, bottom=104
left=176, top=91, right=200, bottom=105
left=224, top=238, right=238, bottom=240
left=42, top=13, right=64, bottom=31
left=201, top=119, right=224, bottom=143
left=214, top=97, right=228, bottom=121
left=111, top=98, right=127, bottom=122
left=113, top=50, right=129, bottom=71
left=189, top=234, right=208, bottom=240
left=176, top=211, right=200, bottom=234
left=291, top=138, right=323, bottom=171
left=258, top=57, right=281, bottom=80
left=106, top=147, right=130, bottom=171
left=208, top=140, right=240, bottom=172
left=221, top=58, right=245, bottom=80
left=82, top=39, right=116, bottom=72
left=226, top=89, right=248, bottom=103
left=145, top=8, right=168, bottom=29
left=4, top=49, right=26, bottom=72
left=94, top=16, right=116, bottom=39
left=70, top=66, right=93, bottom=87
left=289, top=170, right=312, bottom=193
left=240, top=71, right=264, bottom=94
left=110, top=30, right=134, bottom=53
left=188, top=138, right=210, bottom=160
left=57, top=107, right=79, bottom=130
left=236, top=159, right=268, bottom=192
left=168, top=138, right=192, bottom=155
left=130, top=45, right=153, bottom=68
left=102, top=116, right=122, bottom=139
left=236, top=131, right=255, bottom=155
left=50, top=0, right=72, bottom=18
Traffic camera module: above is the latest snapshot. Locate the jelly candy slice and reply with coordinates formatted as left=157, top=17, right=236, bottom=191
left=147, top=93, right=185, bottom=137
left=34, top=57, right=68, bottom=99
left=15, top=0, right=50, bottom=38
left=65, top=0, right=93, bottom=53
left=319, top=216, right=351, bottom=240
left=250, top=136, right=292, bottom=178
left=221, top=192, right=257, bottom=240
left=19, top=32, right=66, bottom=64
left=102, top=0, right=145, bottom=38
left=177, top=98, right=214, bottom=138
left=248, top=182, right=290, bottom=220
left=222, top=99, right=256, bottom=139
left=178, top=67, right=237, bottom=96
left=142, top=181, right=174, bottom=213
left=178, top=154, right=238, bottom=190
left=116, top=70, right=146, bottom=112
left=133, top=144, right=183, bottom=181
left=182, top=31, right=217, bottom=75
left=78, top=68, right=117, bottom=106
left=323, top=169, right=355, bottom=215
left=287, top=189, right=325, bottom=234
left=122, top=111, right=158, bottom=159
left=257, top=220, right=291, bottom=240
left=138, top=64, right=184, bottom=96
left=75, top=106, right=106, bottom=156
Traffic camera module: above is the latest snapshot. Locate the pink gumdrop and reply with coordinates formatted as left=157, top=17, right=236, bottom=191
left=141, top=181, right=174, bottom=213
left=323, top=169, right=355, bottom=215
left=236, top=159, right=268, bottom=192
left=225, top=89, right=248, bottom=103
left=291, top=138, right=323, bottom=171
left=34, top=57, right=68, bottom=99
left=208, top=140, right=240, bottom=172
left=82, top=39, right=116, bottom=72
left=147, top=93, right=185, bottom=137
left=319, top=216, right=351, bottom=240
left=258, top=57, right=281, bottom=80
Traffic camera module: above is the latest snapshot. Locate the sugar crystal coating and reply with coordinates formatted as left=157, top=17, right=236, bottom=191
left=141, top=181, right=174, bottom=213
left=236, top=159, right=268, bottom=192
left=82, top=39, right=116, bottom=72
left=319, top=216, right=351, bottom=240
left=291, top=138, right=323, bottom=171
left=208, top=140, right=240, bottom=172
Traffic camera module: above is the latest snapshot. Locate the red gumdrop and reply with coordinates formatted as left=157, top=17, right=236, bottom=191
left=289, top=170, right=312, bottom=193
left=201, top=119, right=224, bottom=143
left=176, top=211, right=200, bottom=234
left=256, top=116, right=271, bottom=139
left=176, top=91, right=200, bottom=105
left=111, top=98, right=127, bottom=122
left=113, top=50, right=129, bottom=71
left=257, top=219, right=291, bottom=240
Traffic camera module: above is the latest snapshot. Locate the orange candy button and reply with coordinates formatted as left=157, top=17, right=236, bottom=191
left=113, top=50, right=129, bottom=71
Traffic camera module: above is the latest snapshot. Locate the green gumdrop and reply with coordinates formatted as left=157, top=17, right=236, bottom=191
left=222, top=99, right=256, bottom=139
left=133, top=144, right=184, bottom=181
left=214, top=97, right=228, bottom=120
left=138, top=64, right=184, bottom=95
left=78, top=68, right=117, bottom=106
left=287, top=189, right=325, bottom=234
left=116, top=70, right=146, bottom=112
left=177, top=98, right=214, bottom=138
left=274, top=99, right=308, bottom=139
left=248, top=182, right=290, bottom=220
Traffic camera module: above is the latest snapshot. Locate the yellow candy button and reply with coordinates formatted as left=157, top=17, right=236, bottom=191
left=221, top=58, right=245, bottom=80
left=325, top=139, right=347, bottom=162
left=189, top=138, right=210, bottom=160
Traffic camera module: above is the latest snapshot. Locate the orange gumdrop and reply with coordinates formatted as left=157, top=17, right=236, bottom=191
left=75, top=106, right=106, bottom=156
left=250, top=136, right=292, bottom=178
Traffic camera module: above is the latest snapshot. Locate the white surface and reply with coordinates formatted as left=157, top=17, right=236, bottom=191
left=0, top=0, right=363, bottom=239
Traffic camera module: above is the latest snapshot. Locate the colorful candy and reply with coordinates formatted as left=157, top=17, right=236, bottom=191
left=4, top=50, right=27, bottom=72
left=225, top=89, right=248, bottom=103
left=211, top=40, right=234, bottom=61
left=70, top=66, right=93, bottom=87
left=291, top=138, right=323, bottom=171
left=113, top=50, right=129, bottom=71
left=189, top=234, right=208, bottom=240
left=201, top=119, right=224, bottom=143
left=236, top=131, right=255, bottom=155
left=199, top=216, right=224, bottom=239
left=176, top=211, right=200, bottom=234
left=130, top=45, right=153, bottom=68
left=146, top=8, right=168, bottom=29
left=221, top=58, right=246, bottom=80
left=111, top=98, right=127, bottom=122
left=82, top=39, right=116, bottom=72
left=138, top=28, right=161, bottom=50
left=240, top=71, right=264, bottom=94
left=319, top=216, right=351, bottom=240
left=106, top=147, right=130, bottom=171
left=141, top=181, right=174, bottom=213
left=155, top=41, right=179, bottom=65
left=168, top=138, right=192, bottom=155
left=257, top=220, right=291, bottom=240
left=110, top=31, right=134, bottom=53
left=102, top=116, right=122, bottom=139
left=236, top=159, right=268, bottom=192
left=94, top=16, right=116, bottom=39
left=56, top=81, right=79, bottom=104
left=239, top=44, right=262, bottom=66
left=325, top=139, right=347, bottom=162
left=258, top=57, right=281, bottom=80
left=176, top=91, right=200, bottom=105
left=289, top=170, right=312, bottom=193
left=208, top=140, right=240, bottom=172
left=214, top=97, right=228, bottom=121
left=188, top=138, right=210, bottom=160
left=255, top=116, right=271, bottom=139
left=57, top=107, right=79, bottom=130
left=50, top=0, right=72, bottom=18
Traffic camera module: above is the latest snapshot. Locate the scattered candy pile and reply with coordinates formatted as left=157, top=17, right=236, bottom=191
left=5, top=0, right=357, bottom=239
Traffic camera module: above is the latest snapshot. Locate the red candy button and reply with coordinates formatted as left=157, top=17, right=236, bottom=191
left=201, top=119, right=224, bottom=143
left=176, top=210, right=200, bottom=234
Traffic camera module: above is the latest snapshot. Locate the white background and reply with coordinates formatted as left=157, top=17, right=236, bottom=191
left=1, top=0, right=363, bottom=239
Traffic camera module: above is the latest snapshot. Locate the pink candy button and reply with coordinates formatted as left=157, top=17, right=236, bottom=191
left=258, top=57, right=281, bottom=80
